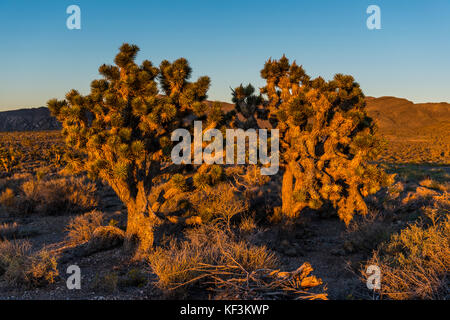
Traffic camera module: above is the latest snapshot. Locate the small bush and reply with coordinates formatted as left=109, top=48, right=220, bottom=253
left=192, top=172, right=209, bottom=190
left=86, top=226, right=125, bottom=253
left=21, top=176, right=98, bottom=215
left=419, top=178, right=439, bottom=190
left=92, top=272, right=118, bottom=293
left=268, top=206, right=283, bottom=224
left=0, top=188, right=16, bottom=209
left=364, top=196, right=450, bottom=299
left=119, top=268, right=148, bottom=288
left=0, top=240, right=58, bottom=287
left=239, top=215, right=257, bottom=234
left=0, top=240, right=31, bottom=277
left=345, top=209, right=394, bottom=254
left=27, top=250, right=59, bottom=286
left=189, top=183, right=248, bottom=225
left=65, top=210, right=105, bottom=245
left=0, top=222, right=19, bottom=240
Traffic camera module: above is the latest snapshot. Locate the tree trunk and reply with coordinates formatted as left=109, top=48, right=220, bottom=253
left=281, top=165, right=295, bottom=218
left=124, top=183, right=160, bottom=253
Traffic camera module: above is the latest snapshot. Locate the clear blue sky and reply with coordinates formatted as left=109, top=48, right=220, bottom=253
left=1, top=0, right=449, bottom=111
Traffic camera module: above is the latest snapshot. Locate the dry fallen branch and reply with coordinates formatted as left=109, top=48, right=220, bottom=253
left=149, top=224, right=327, bottom=299
left=169, top=262, right=328, bottom=300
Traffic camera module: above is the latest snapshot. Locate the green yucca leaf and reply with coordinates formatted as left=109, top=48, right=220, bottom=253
left=113, top=162, right=129, bottom=180
left=131, top=140, right=145, bottom=156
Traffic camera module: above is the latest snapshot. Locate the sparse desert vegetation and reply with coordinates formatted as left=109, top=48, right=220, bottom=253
left=0, top=44, right=448, bottom=301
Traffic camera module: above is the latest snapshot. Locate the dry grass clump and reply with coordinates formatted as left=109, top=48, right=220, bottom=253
left=118, top=268, right=148, bottom=288
left=0, top=240, right=31, bottom=278
left=65, top=210, right=105, bottom=245
left=92, top=272, right=119, bottom=294
left=0, top=240, right=58, bottom=287
left=91, top=272, right=119, bottom=294
left=0, top=222, right=19, bottom=240
left=364, top=193, right=450, bottom=299
left=21, top=176, right=98, bottom=215
left=148, top=224, right=326, bottom=299
left=0, top=188, right=16, bottom=209
left=239, top=215, right=257, bottom=234
left=86, top=226, right=125, bottom=253
left=345, top=209, right=394, bottom=254
left=27, top=250, right=59, bottom=286
left=419, top=178, right=442, bottom=190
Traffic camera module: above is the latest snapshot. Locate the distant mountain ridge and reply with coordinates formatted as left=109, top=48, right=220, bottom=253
left=1, top=96, right=449, bottom=133
left=0, top=107, right=61, bottom=132
left=365, top=96, right=450, bottom=137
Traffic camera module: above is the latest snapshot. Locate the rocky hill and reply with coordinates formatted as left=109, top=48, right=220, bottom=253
left=365, top=97, right=450, bottom=163
left=365, top=96, right=450, bottom=137
left=0, top=107, right=61, bottom=132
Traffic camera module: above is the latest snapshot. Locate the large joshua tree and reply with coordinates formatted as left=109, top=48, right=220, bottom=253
left=48, top=44, right=210, bottom=252
left=261, top=56, right=393, bottom=224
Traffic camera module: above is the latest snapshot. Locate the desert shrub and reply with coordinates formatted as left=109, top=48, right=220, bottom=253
left=27, top=250, right=59, bottom=287
left=189, top=183, right=248, bottom=226
left=364, top=195, right=449, bottom=299
left=65, top=210, right=105, bottom=245
left=44, top=144, right=66, bottom=167
left=92, top=272, right=118, bottom=293
left=419, top=178, right=440, bottom=190
left=419, top=178, right=450, bottom=193
left=0, top=240, right=58, bottom=287
left=345, top=209, right=394, bottom=254
left=86, top=226, right=125, bottom=253
left=0, top=222, right=19, bottom=240
left=192, top=172, right=209, bottom=190
left=239, top=215, right=257, bottom=234
left=0, top=145, right=21, bottom=173
left=0, top=240, right=31, bottom=277
left=268, top=206, right=283, bottom=224
left=21, top=176, right=97, bottom=215
left=0, top=188, right=16, bottom=209
left=119, top=268, right=148, bottom=288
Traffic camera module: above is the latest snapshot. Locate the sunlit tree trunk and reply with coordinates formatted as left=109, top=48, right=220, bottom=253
left=111, top=180, right=160, bottom=253
left=281, top=165, right=295, bottom=218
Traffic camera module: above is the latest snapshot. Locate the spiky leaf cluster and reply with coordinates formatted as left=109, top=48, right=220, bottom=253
left=261, top=56, right=394, bottom=223
left=231, top=84, right=264, bottom=129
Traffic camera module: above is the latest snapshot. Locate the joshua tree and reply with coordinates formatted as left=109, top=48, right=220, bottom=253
left=231, top=84, right=264, bottom=129
left=48, top=43, right=210, bottom=252
left=260, top=55, right=393, bottom=224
